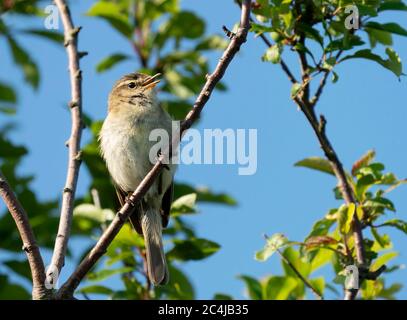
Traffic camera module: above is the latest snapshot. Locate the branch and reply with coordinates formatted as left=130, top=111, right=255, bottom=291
left=56, top=0, right=252, bottom=299
left=258, top=32, right=298, bottom=84
left=246, top=1, right=366, bottom=300
left=234, top=0, right=298, bottom=84
left=276, top=248, right=323, bottom=300
left=0, top=170, right=50, bottom=299
left=294, top=101, right=366, bottom=300
left=48, top=0, right=84, bottom=285
left=310, top=50, right=344, bottom=107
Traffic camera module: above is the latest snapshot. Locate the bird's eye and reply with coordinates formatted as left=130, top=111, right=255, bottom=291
left=128, top=82, right=136, bottom=89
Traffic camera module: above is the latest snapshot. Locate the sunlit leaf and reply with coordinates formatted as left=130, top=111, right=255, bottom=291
left=168, top=238, right=220, bottom=261
left=294, top=157, right=334, bottom=176
left=96, top=54, right=130, bottom=73
left=237, top=275, right=262, bottom=300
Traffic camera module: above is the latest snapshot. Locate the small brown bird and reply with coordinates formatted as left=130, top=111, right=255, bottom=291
left=99, top=72, right=175, bottom=285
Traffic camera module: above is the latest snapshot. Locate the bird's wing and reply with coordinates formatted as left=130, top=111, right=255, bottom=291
left=115, top=185, right=143, bottom=235
left=161, top=180, right=173, bottom=228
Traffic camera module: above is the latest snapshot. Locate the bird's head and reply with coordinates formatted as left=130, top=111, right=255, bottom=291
left=108, top=72, right=161, bottom=113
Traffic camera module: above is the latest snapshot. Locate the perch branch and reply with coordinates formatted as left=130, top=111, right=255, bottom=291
left=49, top=0, right=84, bottom=285
left=56, top=0, right=251, bottom=299
left=0, top=170, right=50, bottom=299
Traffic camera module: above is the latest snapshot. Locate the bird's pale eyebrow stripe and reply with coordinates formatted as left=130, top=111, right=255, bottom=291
left=115, top=79, right=138, bottom=88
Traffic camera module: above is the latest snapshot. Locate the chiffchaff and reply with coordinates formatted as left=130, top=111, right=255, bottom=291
left=99, top=72, right=176, bottom=285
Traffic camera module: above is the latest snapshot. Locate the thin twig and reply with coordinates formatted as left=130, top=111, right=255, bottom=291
left=0, top=170, right=51, bottom=299
left=235, top=0, right=298, bottom=84
left=276, top=248, right=323, bottom=300
left=310, top=50, right=344, bottom=107
left=49, top=0, right=84, bottom=285
left=55, top=0, right=252, bottom=299
left=257, top=33, right=298, bottom=84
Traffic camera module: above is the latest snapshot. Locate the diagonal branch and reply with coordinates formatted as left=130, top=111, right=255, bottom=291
left=0, top=170, right=50, bottom=299
left=294, top=95, right=366, bottom=301
left=276, top=248, right=323, bottom=300
left=48, top=0, right=84, bottom=286
left=56, top=0, right=252, bottom=299
left=310, top=50, right=344, bottom=107
left=253, top=15, right=366, bottom=300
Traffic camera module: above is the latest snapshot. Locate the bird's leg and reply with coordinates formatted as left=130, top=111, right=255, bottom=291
left=156, top=148, right=170, bottom=171
left=125, top=191, right=137, bottom=207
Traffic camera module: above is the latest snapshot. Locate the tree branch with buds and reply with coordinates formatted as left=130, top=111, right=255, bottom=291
left=0, top=170, right=50, bottom=299
left=56, top=0, right=251, bottom=299
left=48, top=0, right=85, bottom=286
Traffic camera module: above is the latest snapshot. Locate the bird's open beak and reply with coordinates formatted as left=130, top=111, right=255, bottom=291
left=142, top=73, right=161, bottom=91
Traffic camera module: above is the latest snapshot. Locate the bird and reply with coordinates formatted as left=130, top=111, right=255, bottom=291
left=99, top=72, right=175, bottom=285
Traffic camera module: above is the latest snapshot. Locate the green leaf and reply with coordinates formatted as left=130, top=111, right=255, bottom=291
left=174, top=183, right=237, bottom=206
left=237, top=275, right=263, bottom=300
left=296, top=23, right=323, bottom=47
left=263, top=276, right=297, bottom=300
left=378, top=282, right=402, bottom=299
left=112, top=224, right=145, bottom=248
left=87, top=1, right=133, bottom=38
left=294, top=157, right=334, bottom=176
left=87, top=267, right=133, bottom=282
left=379, top=219, right=407, bottom=235
left=164, top=11, right=205, bottom=40
left=366, top=28, right=393, bottom=48
left=309, top=277, right=325, bottom=297
left=0, top=82, right=17, bottom=103
left=194, top=35, right=228, bottom=51
left=4, top=260, right=31, bottom=281
left=0, top=276, right=30, bottom=300
left=213, top=293, right=233, bottom=300
left=255, top=233, right=290, bottom=262
left=6, top=35, right=39, bottom=89
left=290, top=83, right=302, bottom=98
left=371, top=252, right=398, bottom=271
left=379, top=2, right=407, bottom=12
left=371, top=227, right=390, bottom=248
left=171, top=193, right=197, bottom=215
left=22, top=29, right=64, bottom=44
left=78, top=285, right=113, bottom=295
left=356, top=174, right=376, bottom=200
left=337, top=204, right=354, bottom=234
left=0, top=106, right=16, bottom=115
left=73, top=204, right=114, bottom=224
left=364, top=22, right=407, bottom=37
left=168, top=238, right=220, bottom=261
left=364, top=197, right=395, bottom=212
left=332, top=71, right=339, bottom=83
left=161, top=265, right=195, bottom=300
left=105, top=250, right=135, bottom=267
left=340, top=48, right=403, bottom=77
left=96, top=54, right=129, bottom=73
left=262, top=44, right=281, bottom=64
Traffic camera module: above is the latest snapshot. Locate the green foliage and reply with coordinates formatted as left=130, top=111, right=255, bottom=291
left=254, top=0, right=406, bottom=91
left=1, top=0, right=406, bottom=301
left=246, top=151, right=406, bottom=299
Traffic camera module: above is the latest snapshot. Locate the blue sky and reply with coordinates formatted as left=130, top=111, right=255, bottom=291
left=1, top=0, right=406, bottom=299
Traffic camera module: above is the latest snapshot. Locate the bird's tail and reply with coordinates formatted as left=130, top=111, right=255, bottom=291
left=141, top=208, right=169, bottom=285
